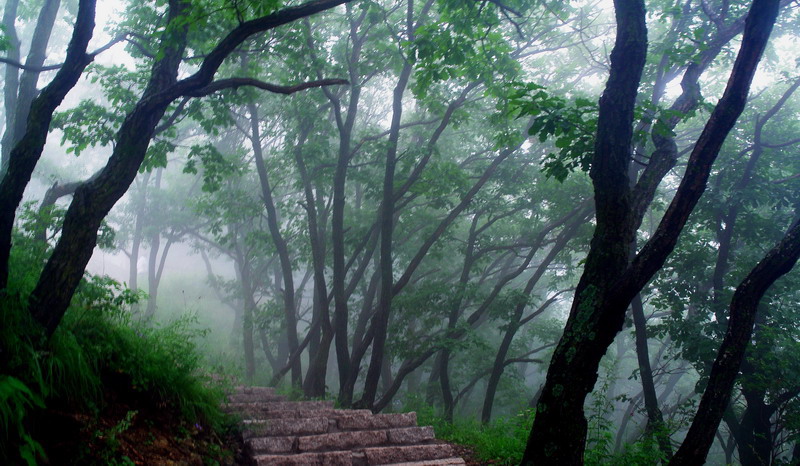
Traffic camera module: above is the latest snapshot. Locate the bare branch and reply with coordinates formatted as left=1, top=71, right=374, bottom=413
left=183, top=77, right=348, bottom=97
left=0, top=34, right=126, bottom=72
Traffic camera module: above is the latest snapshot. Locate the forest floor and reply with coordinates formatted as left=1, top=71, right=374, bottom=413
left=33, top=376, right=489, bottom=465
left=449, top=443, right=495, bottom=465
left=35, top=373, right=244, bottom=465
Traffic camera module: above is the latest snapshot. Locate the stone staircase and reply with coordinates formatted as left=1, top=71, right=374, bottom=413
left=227, top=386, right=465, bottom=465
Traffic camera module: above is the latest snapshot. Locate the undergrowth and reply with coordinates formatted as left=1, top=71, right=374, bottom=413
left=0, top=228, right=231, bottom=464
left=412, top=399, right=533, bottom=464
left=410, top=396, right=666, bottom=465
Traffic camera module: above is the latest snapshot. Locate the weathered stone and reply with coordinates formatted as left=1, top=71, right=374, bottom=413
left=337, top=412, right=417, bottom=430
left=247, top=435, right=295, bottom=453
left=298, top=429, right=388, bottom=452
left=380, top=458, right=466, bottom=465
left=228, top=392, right=286, bottom=403
left=229, top=400, right=336, bottom=419
left=243, top=408, right=373, bottom=421
left=231, top=386, right=463, bottom=465
left=360, top=444, right=455, bottom=464
left=254, top=451, right=352, bottom=465
left=236, top=386, right=277, bottom=396
left=242, top=417, right=330, bottom=438
left=386, top=426, right=434, bottom=444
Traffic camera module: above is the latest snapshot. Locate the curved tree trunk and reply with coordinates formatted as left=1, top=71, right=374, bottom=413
left=670, top=217, right=800, bottom=463
left=248, top=102, right=302, bottom=386
left=631, top=293, right=671, bottom=458
left=524, top=0, right=778, bottom=461
left=358, top=36, right=414, bottom=407
left=522, top=0, right=647, bottom=459
left=0, top=0, right=96, bottom=291
left=25, top=0, right=352, bottom=336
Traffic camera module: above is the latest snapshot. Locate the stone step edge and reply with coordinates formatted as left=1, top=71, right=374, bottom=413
left=236, top=408, right=371, bottom=421
left=247, top=426, right=436, bottom=454
left=224, top=400, right=335, bottom=415
left=379, top=458, right=466, bottom=466
left=252, top=443, right=458, bottom=465
left=241, top=411, right=419, bottom=436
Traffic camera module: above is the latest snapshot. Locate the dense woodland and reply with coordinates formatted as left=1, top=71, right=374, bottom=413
left=2, top=0, right=800, bottom=463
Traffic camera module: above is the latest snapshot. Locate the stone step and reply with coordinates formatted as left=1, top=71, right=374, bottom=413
left=228, top=392, right=287, bottom=403
left=379, top=458, right=466, bottom=466
left=242, top=417, right=333, bottom=439
left=337, top=412, right=418, bottom=431
left=235, top=386, right=278, bottom=396
left=355, top=444, right=456, bottom=465
left=242, top=412, right=422, bottom=439
left=253, top=444, right=458, bottom=466
left=226, top=400, right=335, bottom=416
left=247, top=426, right=435, bottom=455
left=253, top=450, right=352, bottom=465
left=241, top=408, right=371, bottom=421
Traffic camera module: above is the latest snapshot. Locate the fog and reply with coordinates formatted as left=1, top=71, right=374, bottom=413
left=3, top=0, right=800, bottom=463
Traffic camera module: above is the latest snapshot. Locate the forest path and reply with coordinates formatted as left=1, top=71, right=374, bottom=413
left=226, top=386, right=465, bottom=465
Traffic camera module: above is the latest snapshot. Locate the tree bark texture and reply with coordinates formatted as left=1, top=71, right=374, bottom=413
left=524, top=0, right=779, bottom=461
left=522, top=0, right=647, bottom=461
left=248, top=102, right=302, bottom=386
left=670, top=215, right=800, bottom=463
left=0, top=0, right=95, bottom=292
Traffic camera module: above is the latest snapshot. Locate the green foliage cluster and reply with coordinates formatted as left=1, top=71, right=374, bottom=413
left=0, top=25, right=11, bottom=52
left=506, top=83, right=597, bottom=181
left=0, top=229, right=228, bottom=464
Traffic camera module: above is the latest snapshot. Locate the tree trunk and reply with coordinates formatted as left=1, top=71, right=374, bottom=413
left=357, top=44, right=414, bottom=408
left=26, top=0, right=352, bottom=335
left=631, top=293, right=672, bottom=458
left=293, top=121, right=334, bottom=397
left=482, top=213, right=584, bottom=424
left=1, top=0, right=21, bottom=171
left=439, top=215, right=480, bottom=420
left=525, top=0, right=647, bottom=459
left=309, top=4, right=367, bottom=405
left=0, top=0, right=95, bottom=291
left=128, top=173, right=151, bottom=295
left=8, top=0, right=62, bottom=146
left=738, top=387, right=772, bottom=466
left=248, top=102, right=302, bottom=386
left=524, top=0, right=778, bottom=460
left=35, top=179, right=81, bottom=242
left=27, top=0, right=188, bottom=334
left=1, top=0, right=61, bottom=167
left=670, top=217, right=800, bottom=463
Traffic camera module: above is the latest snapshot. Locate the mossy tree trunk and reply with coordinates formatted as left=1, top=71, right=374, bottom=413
left=523, top=0, right=779, bottom=462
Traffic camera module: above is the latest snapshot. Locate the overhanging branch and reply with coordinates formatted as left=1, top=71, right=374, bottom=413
left=0, top=34, right=126, bottom=72
left=183, top=77, right=348, bottom=97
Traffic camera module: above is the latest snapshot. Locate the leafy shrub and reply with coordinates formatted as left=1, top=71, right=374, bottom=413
left=0, top=229, right=227, bottom=464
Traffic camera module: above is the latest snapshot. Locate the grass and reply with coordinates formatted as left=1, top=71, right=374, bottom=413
left=0, top=230, right=235, bottom=464
left=412, top=403, right=534, bottom=464
left=410, top=398, right=666, bottom=465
